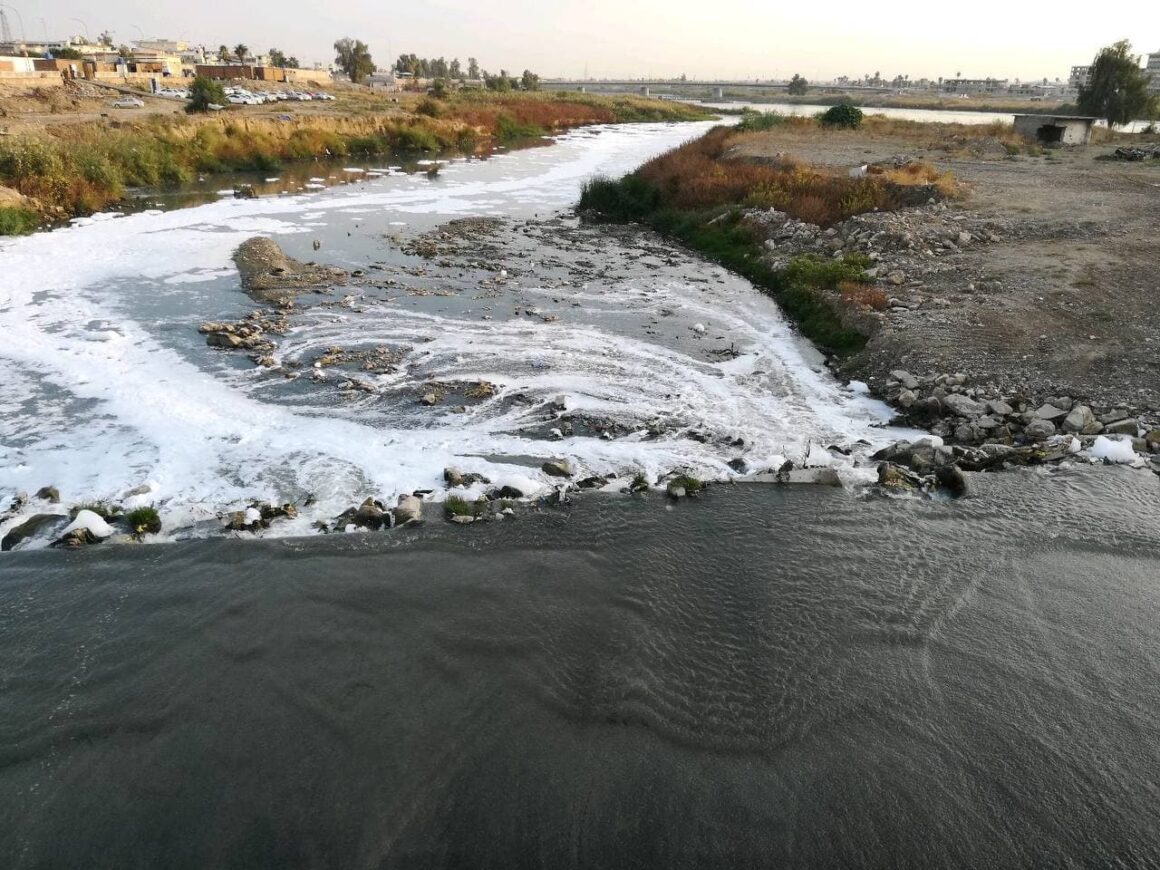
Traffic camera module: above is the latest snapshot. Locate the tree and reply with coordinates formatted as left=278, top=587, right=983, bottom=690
left=335, top=37, right=375, bottom=83
left=449, top=58, right=462, bottom=80
left=53, top=47, right=83, bottom=60
left=98, top=31, right=114, bottom=48
left=1078, top=40, right=1158, bottom=127
left=467, top=57, right=480, bottom=80
left=286, top=56, right=299, bottom=69
left=521, top=69, right=541, bottom=91
left=217, top=45, right=230, bottom=63
left=117, top=44, right=132, bottom=59
left=787, top=73, right=808, bottom=95
left=234, top=44, right=248, bottom=64
left=186, top=76, right=226, bottom=113
left=268, top=48, right=288, bottom=68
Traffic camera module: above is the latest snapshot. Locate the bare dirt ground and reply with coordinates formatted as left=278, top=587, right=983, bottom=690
left=730, top=125, right=1160, bottom=412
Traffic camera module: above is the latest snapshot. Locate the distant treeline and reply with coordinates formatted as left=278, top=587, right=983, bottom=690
left=394, top=54, right=541, bottom=91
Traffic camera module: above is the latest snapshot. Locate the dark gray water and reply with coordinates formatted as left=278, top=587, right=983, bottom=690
left=3, top=468, right=1160, bottom=868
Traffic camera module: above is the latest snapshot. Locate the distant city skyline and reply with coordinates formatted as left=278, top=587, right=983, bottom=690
left=24, top=0, right=1160, bottom=81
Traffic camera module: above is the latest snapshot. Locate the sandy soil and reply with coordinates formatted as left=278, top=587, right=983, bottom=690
left=730, top=126, right=1160, bottom=412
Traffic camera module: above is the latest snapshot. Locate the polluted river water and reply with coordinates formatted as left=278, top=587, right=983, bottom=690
left=3, top=118, right=1160, bottom=868
left=0, top=120, right=914, bottom=546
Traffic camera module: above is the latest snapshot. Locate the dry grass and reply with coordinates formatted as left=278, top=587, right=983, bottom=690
left=838, top=280, right=889, bottom=311
left=631, top=126, right=962, bottom=227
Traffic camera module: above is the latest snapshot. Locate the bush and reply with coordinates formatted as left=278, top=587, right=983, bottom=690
left=578, top=174, right=662, bottom=221
left=819, top=104, right=864, bottom=129
left=0, top=206, right=39, bottom=235
left=186, top=77, right=227, bottom=114
left=126, top=506, right=162, bottom=535
left=736, top=110, right=787, bottom=133
left=416, top=97, right=444, bottom=118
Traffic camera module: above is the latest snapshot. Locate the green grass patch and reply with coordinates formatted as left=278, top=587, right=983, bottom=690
left=69, top=501, right=122, bottom=521
left=667, top=474, right=704, bottom=496
left=736, top=110, right=787, bottom=133
left=126, top=506, right=162, bottom=535
left=444, top=495, right=488, bottom=519
left=0, top=206, right=39, bottom=235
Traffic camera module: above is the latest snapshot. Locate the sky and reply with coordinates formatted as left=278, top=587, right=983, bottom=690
left=22, top=0, right=1160, bottom=81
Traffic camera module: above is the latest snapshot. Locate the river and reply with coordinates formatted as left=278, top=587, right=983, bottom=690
left=2, top=120, right=1160, bottom=867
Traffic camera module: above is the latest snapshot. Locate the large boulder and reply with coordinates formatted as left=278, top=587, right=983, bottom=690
left=941, top=394, right=986, bottom=418
left=394, top=495, right=423, bottom=525
left=542, top=459, right=573, bottom=478
left=1061, top=405, right=1102, bottom=436
left=232, top=237, right=348, bottom=303
left=1, top=513, right=66, bottom=552
left=1024, top=419, right=1056, bottom=440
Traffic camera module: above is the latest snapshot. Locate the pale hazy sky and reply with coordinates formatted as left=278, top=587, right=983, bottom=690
left=26, top=0, right=1160, bottom=81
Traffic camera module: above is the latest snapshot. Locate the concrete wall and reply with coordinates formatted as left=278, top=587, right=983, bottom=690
left=0, top=56, right=35, bottom=73
left=1014, top=115, right=1093, bottom=145
left=0, top=71, right=65, bottom=88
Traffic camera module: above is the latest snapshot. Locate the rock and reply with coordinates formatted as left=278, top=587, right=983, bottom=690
left=541, top=459, right=573, bottom=478
left=576, top=476, right=610, bottom=490
left=393, top=495, right=423, bottom=524
left=957, top=231, right=972, bottom=246
left=1145, top=430, right=1160, bottom=450
left=60, top=509, right=115, bottom=541
left=420, top=392, right=439, bottom=406
left=727, top=458, right=748, bottom=473
left=206, top=331, right=245, bottom=349
left=1102, top=418, right=1139, bottom=436
left=233, top=237, right=348, bottom=303
left=443, top=467, right=489, bottom=487
left=1062, top=405, right=1102, bottom=436
left=668, top=485, right=687, bottom=499
left=1048, top=397, right=1074, bottom=412
left=1, top=514, right=66, bottom=551
left=942, top=394, right=986, bottom=418
left=1024, top=419, right=1056, bottom=440
left=354, top=498, right=387, bottom=530
left=35, top=486, right=60, bottom=503
left=494, top=485, right=526, bottom=499
left=897, top=389, right=917, bottom=409
left=986, top=399, right=1014, bottom=417
left=53, top=528, right=102, bottom=548
left=877, top=463, right=922, bottom=491
left=449, top=515, right=475, bottom=525
left=888, top=270, right=907, bottom=286
left=890, top=369, right=920, bottom=390
left=935, top=465, right=968, bottom=498
left=1034, top=404, right=1068, bottom=422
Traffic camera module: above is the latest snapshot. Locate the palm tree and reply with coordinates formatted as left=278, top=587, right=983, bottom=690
left=217, top=45, right=230, bottom=63
left=234, top=43, right=248, bottom=64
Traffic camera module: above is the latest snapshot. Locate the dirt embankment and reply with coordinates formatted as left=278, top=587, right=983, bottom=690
left=728, top=125, right=1160, bottom=415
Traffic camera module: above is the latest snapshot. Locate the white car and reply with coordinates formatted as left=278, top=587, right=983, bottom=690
left=111, top=97, right=145, bottom=108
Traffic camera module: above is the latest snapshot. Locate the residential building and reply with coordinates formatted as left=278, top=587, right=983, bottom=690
left=940, top=77, right=1009, bottom=95
left=1146, top=51, right=1160, bottom=93
left=1069, top=65, right=1091, bottom=91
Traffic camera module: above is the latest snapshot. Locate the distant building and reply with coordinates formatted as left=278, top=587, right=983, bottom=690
left=940, top=77, right=1009, bottom=95
left=1146, top=51, right=1160, bottom=93
left=1069, top=65, right=1092, bottom=90
left=1013, top=114, right=1096, bottom=145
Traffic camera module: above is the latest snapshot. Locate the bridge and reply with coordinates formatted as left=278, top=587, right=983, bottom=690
left=544, top=80, right=896, bottom=99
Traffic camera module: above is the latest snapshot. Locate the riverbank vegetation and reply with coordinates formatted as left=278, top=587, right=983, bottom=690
left=0, top=91, right=710, bottom=232
left=578, top=123, right=962, bottom=354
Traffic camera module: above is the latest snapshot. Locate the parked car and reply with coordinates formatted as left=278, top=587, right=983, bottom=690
left=111, top=97, right=145, bottom=108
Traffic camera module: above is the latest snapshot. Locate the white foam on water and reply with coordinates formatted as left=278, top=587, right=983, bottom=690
left=0, top=120, right=909, bottom=548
